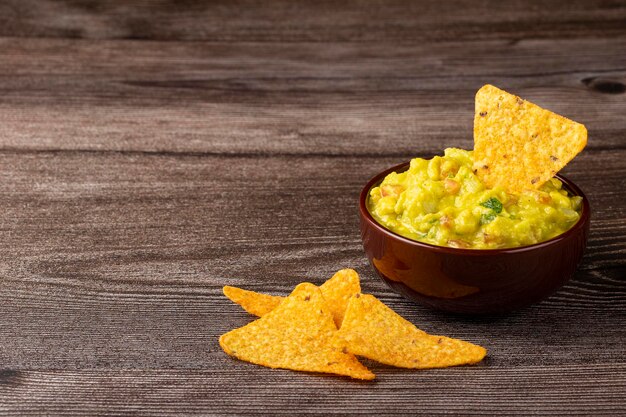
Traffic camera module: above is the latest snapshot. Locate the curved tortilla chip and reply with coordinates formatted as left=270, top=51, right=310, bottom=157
left=333, top=294, right=486, bottom=369
left=219, top=283, right=375, bottom=380
left=474, top=84, right=587, bottom=193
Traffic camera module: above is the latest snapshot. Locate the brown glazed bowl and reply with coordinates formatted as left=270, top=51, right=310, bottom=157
left=359, top=161, right=590, bottom=314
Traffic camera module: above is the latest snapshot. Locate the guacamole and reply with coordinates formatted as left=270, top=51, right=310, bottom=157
left=368, top=148, right=582, bottom=249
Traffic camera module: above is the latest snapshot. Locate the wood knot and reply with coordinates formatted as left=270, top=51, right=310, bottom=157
left=582, top=77, right=626, bottom=94
left=0, top=369, right=20, bottom=386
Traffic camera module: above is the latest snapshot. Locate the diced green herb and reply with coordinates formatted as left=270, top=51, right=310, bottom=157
left=480, top=197, right=503, bottom=213
left=480, top=213, right=496, bottom=225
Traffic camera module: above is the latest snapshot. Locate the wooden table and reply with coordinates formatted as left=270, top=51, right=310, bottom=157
left=1, top=1, right=625, bottom=415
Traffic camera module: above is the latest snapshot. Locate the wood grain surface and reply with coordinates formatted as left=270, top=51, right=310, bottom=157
left=0, top=1, right=625, bottom=415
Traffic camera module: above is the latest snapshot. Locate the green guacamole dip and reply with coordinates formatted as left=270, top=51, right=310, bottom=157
left=368, top=148, right=582, bottom=249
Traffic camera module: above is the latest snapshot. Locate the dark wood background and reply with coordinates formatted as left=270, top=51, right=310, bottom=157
left=1, top=1, right=625, bottom=415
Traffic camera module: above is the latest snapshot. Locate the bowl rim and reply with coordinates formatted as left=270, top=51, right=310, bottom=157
left=359, top=160, right=590, bottom=256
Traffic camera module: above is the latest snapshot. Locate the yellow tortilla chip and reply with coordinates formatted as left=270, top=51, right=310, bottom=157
left=223, top=269, right=361, bottom=327
left=333, top=294, right=486, bottom=369
left=223, top=286, right=282, bottom=317
left=473, top=84, right=587, bottom=193
left=318, top=269, right=361, bottom=327
left=219, top=283, right=375, bottom=380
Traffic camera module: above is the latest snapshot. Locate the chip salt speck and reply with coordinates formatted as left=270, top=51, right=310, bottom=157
left=219, top=283, right=375, bottom=380
left=474, top=84, right=587, bottom=193
left=333, top=294, right=487, bottom=369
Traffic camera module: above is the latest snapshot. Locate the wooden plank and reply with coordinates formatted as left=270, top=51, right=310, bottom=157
left=0, top=38, right=625, bottom=155
left=0, top=151, right=623, bottom=264
left=1, top=0, right=626, bottom=42
left=1, top=366, right=625, bottom=415
left=0, top=152, right=623, bottom=371
left=2, top=275, right=626, bottom=370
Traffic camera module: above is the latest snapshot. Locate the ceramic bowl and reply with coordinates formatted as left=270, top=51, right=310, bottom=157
left=359, top=161, right=590, bottom=314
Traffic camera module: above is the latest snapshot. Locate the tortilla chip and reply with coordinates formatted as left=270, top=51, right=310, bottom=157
left=333, top=294, right=486, bottom=369
left=223, top=286, right=282, bottom=317
left=219, top=283, right=375, bottom=380
left=473, top=84, right=587, bottom=193
left=318, top=269, right=361, bottom=327
left=223, top=269, right=361, bottom=327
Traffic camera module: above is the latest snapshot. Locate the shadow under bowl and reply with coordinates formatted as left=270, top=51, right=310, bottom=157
left=359, top=161, right=590, bottom=314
